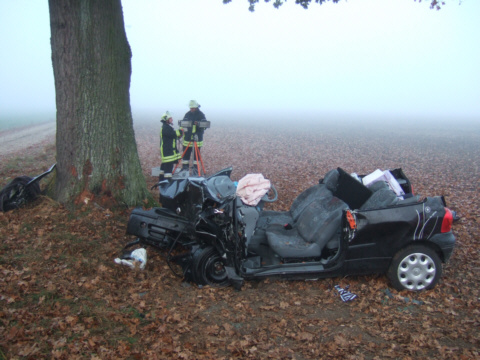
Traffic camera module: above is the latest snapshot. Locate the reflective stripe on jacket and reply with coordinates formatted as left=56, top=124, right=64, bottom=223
left=183, top=139, right=204, bottom=148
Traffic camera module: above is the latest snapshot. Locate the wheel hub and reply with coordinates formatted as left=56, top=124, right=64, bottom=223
left=412, top=267, right=421, bottom=276
left=398, top=252, right=436, bottom=291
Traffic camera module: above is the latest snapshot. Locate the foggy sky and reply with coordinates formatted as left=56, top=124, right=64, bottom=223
left=0, top=0, right=479, bottom=125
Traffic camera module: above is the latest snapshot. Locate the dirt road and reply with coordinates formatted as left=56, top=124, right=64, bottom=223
left=0, top=121, right=56, bottom=159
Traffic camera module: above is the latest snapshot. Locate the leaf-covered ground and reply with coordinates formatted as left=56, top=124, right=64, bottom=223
left=1, top=118, right=479, bottom=359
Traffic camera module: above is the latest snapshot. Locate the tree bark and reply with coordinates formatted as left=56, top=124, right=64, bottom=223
left=49, top=0, right=152, bottom=207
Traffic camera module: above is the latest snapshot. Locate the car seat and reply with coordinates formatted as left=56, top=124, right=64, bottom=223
left=265, top=196, right=348, bottom=258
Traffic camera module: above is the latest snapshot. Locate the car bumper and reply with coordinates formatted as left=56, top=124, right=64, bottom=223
left=429, top=232, right=456, bottom=262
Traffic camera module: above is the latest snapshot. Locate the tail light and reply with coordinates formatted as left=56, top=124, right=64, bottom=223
left=441, top=208, right=453, bottom=233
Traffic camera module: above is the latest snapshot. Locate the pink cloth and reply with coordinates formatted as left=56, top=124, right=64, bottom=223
left=236, top=174, right=271, bottom=206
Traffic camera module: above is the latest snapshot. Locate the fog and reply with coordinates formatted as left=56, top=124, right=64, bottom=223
left=1, top=0, right=479, bottom=130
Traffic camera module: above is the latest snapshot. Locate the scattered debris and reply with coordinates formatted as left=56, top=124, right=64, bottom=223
left=0, top=164, right=56, bottom=212
left=114, top=248, right=147, bottom=270
left=451, top=210, right=461, bottom=222
left=335, top=285, right=357, bottom=302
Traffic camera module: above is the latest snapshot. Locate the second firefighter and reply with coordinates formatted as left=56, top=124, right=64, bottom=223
left=181, top=100, right=208, bottom=175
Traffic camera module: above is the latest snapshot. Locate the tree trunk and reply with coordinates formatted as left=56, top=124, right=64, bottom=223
left=49, top=0, right=152, bottom=207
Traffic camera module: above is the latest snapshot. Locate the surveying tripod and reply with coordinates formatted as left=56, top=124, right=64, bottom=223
left=172, top=120, right=210, bottom=177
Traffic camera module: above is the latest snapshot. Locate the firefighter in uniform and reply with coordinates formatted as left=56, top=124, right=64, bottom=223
left=181, top=100, right=208, bottom=175
left=159, top=111, right=183, bottom=181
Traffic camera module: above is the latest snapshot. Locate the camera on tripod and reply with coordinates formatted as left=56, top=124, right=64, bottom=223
left=178, top=120, right=211, bottom=129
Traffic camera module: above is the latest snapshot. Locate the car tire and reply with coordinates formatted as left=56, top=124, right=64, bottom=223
left=387, top=245, right=442, bottom=291
left=192, top=246, right=230, bottom=287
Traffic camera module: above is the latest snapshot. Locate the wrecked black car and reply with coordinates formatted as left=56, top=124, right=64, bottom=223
left=123, top=167, right=456, bottom=291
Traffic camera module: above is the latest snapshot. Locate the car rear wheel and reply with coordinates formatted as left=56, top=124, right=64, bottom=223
left=192, top=246, right=230, bottom=287
left=387, top=245, right=442, bottom=291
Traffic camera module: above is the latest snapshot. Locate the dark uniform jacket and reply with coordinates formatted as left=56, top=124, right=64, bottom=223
left=160, top=121, right=182, bottom=163
left=182, top=109, right=207, bottom=147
